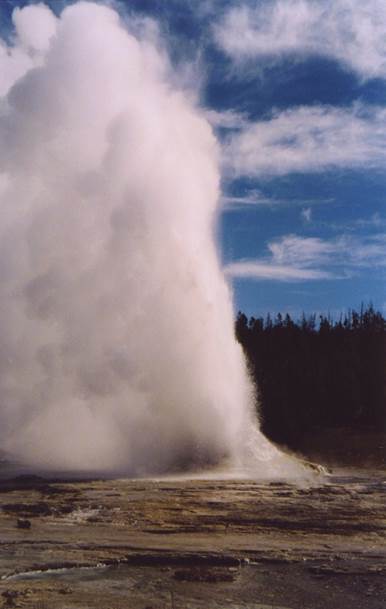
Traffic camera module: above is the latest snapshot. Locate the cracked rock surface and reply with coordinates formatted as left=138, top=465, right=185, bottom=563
left=0, top=471, right=385, bottom=608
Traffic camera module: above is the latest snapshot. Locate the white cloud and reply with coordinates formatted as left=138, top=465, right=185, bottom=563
left=225, top=232, right=386, bottom=281
left=223, top=104, right=386, bottom=177
left=214, top=0, right=386, bottom=81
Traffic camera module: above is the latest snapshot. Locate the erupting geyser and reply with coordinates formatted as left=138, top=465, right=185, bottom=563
left=0, top=2, right=302, bottom=476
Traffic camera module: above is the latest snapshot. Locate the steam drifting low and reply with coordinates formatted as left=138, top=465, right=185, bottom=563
left=0, top=2, right=300, bottom=476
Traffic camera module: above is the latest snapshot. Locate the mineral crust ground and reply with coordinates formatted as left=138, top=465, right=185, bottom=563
left=0, top=470, right=385, bottom=608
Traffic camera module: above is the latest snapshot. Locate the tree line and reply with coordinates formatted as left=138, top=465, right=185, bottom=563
left=235, top=304, right=385, bottom=449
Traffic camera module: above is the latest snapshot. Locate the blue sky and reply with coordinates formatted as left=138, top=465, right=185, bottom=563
left=1, top=0, right=386, bottom=318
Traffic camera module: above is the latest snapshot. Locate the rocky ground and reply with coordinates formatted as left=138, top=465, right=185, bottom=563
left=0, top=466, right=385, bottom=609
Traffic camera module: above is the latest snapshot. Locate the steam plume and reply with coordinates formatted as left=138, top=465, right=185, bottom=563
left=0, top=2, right=301, bottom=476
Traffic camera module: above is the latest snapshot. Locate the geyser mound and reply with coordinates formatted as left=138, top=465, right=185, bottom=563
left=0, top=2, right=302, bottom=477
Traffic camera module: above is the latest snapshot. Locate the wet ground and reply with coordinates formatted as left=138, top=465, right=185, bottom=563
left=0, top=469, right=385, bottom=609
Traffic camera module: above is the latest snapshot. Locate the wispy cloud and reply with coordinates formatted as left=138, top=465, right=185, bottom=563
left=205, top=108, right=248, bottom=130
left=221, top=189, right=334, bottom=211
left=348, top=233, right=386, bottom=267
left=301, top=207, right=312, bottom=223
left=353, top=213, right=386, bottom=230
left=221, top=189, right=275, bottom=209
left=321, top=212, right=386, bottom=232
left=214, top=0, right=386, bottom=81
left=269, top=233, right=386, bottom=267
left=223, top=104, right=386, bottom=177
left=225, top=260, right=333, bottom=281
left=225, top=232, right=386, bottom=281
left=268, top=234, right=339, bottom=266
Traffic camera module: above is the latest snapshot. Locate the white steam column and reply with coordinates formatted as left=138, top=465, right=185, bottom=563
left=0, top=2, right=302, bottom=477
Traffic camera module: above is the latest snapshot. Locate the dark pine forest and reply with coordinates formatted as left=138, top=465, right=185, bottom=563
left=235, top=304, right=386, bottom=452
